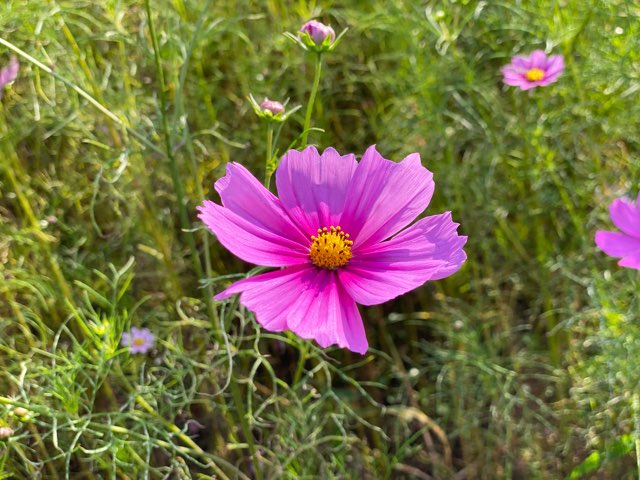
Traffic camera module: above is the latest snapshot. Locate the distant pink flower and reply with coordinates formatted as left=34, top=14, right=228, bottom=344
left=260, top=98, right=284, bottom=115
left=0, top=56, right=19, bottom=99
left=300, top=20, right=335, bottom=45
left=595, top=193, right=640, bottom=270
left=198, top=145, right=467, bottom=354
left=501, top=50, right=564, bottom=90
left=121, top=327, right=155, bottom=354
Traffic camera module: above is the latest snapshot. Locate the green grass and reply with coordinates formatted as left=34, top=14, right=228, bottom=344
left=1, top=0, right=639, bottom=478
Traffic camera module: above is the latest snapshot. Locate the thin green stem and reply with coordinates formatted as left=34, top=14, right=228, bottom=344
left=634, top=393, right=640, bottom=480
left=172, top=0, right=218, bottom=325
left=292, top=340, right=308, bottom=386
left=301, top=53, right=323, bottom=146
left=230, top=378, right=264, bottom=480
left=264, top=123, right=274, bottom=189
left=144, top=1, right=215, bottom=321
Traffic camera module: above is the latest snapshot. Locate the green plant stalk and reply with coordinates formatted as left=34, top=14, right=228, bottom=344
left=172, top=0, right=218, bottom=324
left=264, top=122, right=274, bottom=189
left=144, top=1, right=215, bottom=322
left=634, top=393, right=640, bottom=480
left=301, top=53, right=323, bottom=146
left=229, top=377, right=264, bottom=480
left=292, top=340, right=308, bottom=386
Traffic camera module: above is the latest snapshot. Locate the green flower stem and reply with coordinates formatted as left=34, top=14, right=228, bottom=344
left=144, top=1, right=216, bottom=324
left=301, top=53, right=323, bottom=146
left=264, top=122, right=274, bottom=188
left=634, top=393, right=640, bottom=479
left=230, top=378, right=264, bottom=480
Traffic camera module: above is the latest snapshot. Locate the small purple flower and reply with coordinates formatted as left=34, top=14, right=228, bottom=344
left=0, top=56, right=19, bottom=99
left=501, top=50, right=564, bottom=90
left=300, top=20, right=335, bottom=46
left=260, top=98, right=285, bottom=115
left=595, top=193, right=640, bottom=270
left=121, top=327, right=155, bottom=354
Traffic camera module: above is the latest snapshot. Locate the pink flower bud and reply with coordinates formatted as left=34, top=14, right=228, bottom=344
left=300, top=20, right=335, bottom=45
left=260, top=98, right=285, bottom=115
left=0, top=427, right=13, bottom=439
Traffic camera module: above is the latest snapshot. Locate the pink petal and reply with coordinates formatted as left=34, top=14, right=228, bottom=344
left=197, top=200, right=309, bottom=267
left=215, top=162, right=309, bottom=245
left=529, top=50, right=548, bottom=69
left=544, top=55, right=564, bottom=77
left=609, top=198, right=640, bottom=237
left=0, top=57, right=19, bottom=88
left=216, top=265, right=368, bottom=354
left=340, top=145, right=434, bottom=248
left=595, top=230, right=640, bottom=258
left=510, top=55, right=531, bottom=69
left=339, top=213, right=467, bottom=305
left=503, top=75, right=530, bottom=88
left=276, top=146, right=358, bottom=236
left=618, top=255, right=640, bottom=270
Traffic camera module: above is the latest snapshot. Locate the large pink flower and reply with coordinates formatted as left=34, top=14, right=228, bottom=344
left=595, top=193, right=640, bottom=270
left=501, top=50, right=564, bottom=90
left=198, top=146, right=467, bottom=354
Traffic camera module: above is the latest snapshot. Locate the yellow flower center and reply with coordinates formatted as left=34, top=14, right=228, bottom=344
left=525, top=68, right=545, bottom=82
left=309, top=226, right=353, bottom=270
left=133, top=338, right=145, bottom=346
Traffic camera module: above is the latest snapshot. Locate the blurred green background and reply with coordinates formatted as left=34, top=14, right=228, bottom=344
left=1, top=0, right=639, bottom=478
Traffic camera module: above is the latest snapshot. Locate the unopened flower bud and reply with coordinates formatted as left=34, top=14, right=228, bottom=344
left=260, top=98, right=285, bottom=115
left=0, top=427, right=13, bottom=439
left=300, top=20, right=335, bottom=46
left=13, top=407, right=28, bottom=418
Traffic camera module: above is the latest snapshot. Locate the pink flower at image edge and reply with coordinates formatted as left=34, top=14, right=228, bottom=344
left=0, top=56, right=19, bottom=98
left=197, top=145, right=467, bottom=354
left=501, top=50, right=564, bottom=90
left=595, top=192, right=640, bottom=270
left=121, top=327, right=155, bottom=354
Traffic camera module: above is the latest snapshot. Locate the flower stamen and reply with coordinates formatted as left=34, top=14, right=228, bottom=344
left=309, top=226, right=353, bottom=270
left=525, top=67, right=545, bottom=82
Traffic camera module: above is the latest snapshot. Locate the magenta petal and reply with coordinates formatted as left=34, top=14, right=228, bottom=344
left=197, top=200, right=309, bottom=267
left=215, top=162, right=309, bottom=245
left=595, top=230, right=640, bottom=258
left=618, top=255, right=640, bottom=269
left=544, top=55, right=564, bottom=77
left=0, top=57, right=19, bottom=89
left=609, top=198, right=640, bottom=237
left=510, top=55, right=531, bottom=69
left=216, top=266, right=368, bottom=354
left=339, top=212, right=467, bottom=305
left=340, top=145, right=434, bottom=248
left=276, top=146, right=358, bottom=236
left=529, top=50, right=547, bottom=69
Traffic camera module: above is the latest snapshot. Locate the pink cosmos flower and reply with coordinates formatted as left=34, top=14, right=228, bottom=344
left=0, top=56, right=19, bottom=99
left=300, top=20, right=335, bottom=45
left=595, top=193, right=640, bottom=270
left=501, top=50, right=564, bottom=90
left=121, top=327, right=155, bottom=354
left=198, top=145, right=467, bottom=354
